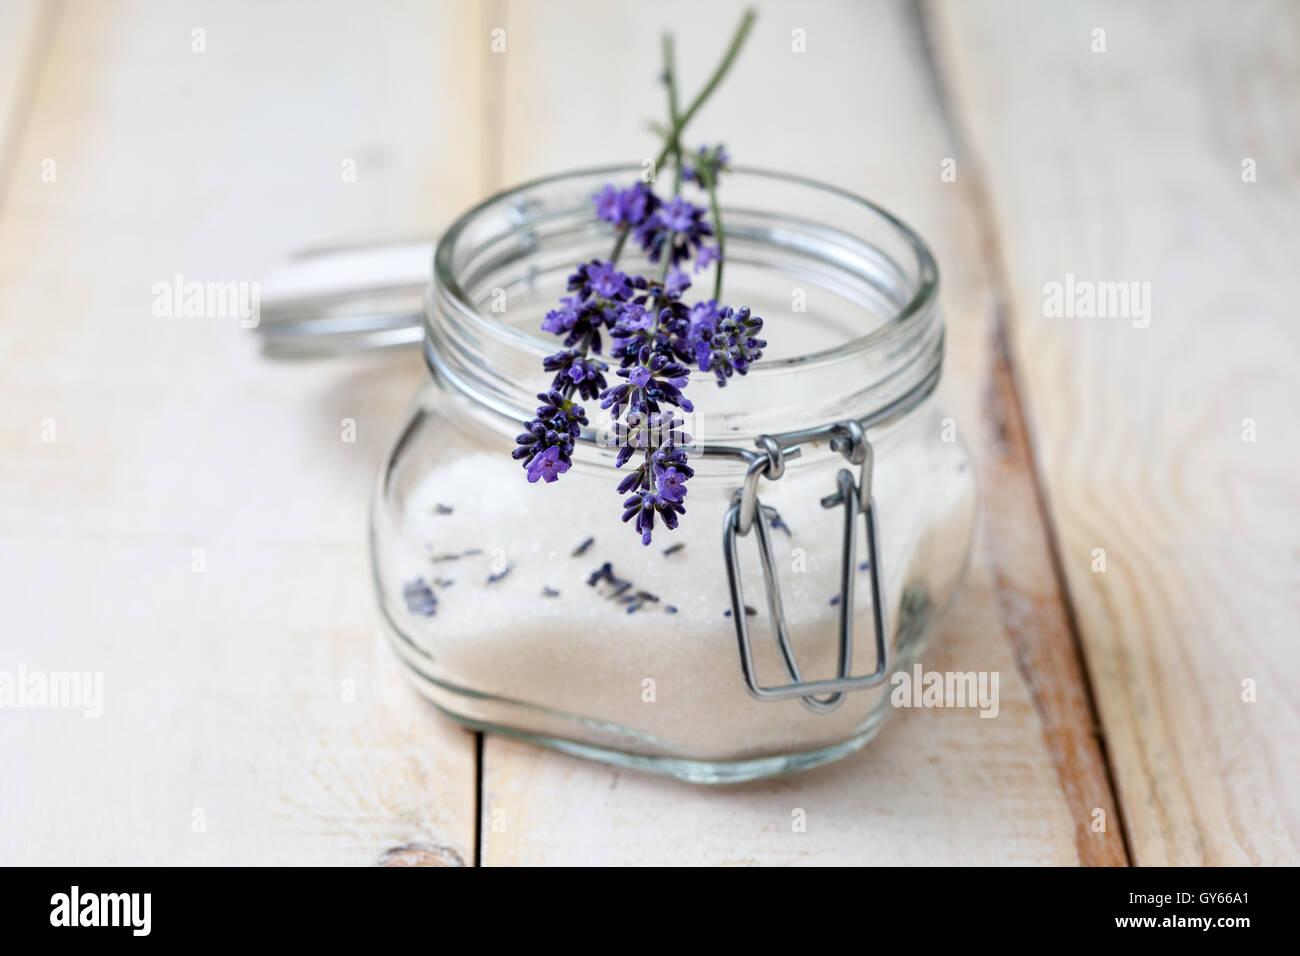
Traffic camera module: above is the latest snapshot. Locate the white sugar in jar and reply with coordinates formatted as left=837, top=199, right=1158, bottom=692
left=372, top=167, right=975, bottom=783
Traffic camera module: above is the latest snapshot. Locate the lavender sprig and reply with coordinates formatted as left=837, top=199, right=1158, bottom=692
left=515, top=10, right=764, bottom=545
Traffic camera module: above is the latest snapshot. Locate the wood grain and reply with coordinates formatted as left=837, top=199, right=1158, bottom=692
left=476, top=0, right=1123, bottom=865
left=0, top=0, right=59, bottom=193
left=0, top=0, right=482, bottom=865
left=931, top=0, right=1300, bottom=864
left=9, top=0, right=1287, bottom=867
left=910, top=0, right=1130, bottom=865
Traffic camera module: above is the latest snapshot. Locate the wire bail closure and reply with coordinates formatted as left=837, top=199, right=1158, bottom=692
left=722, top=421, right=890, bottom=714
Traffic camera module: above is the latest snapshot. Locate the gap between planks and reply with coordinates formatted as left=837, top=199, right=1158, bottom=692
left=471, top=0, right=513, bottom=867
left=912, top=0, right=1131, bottom=866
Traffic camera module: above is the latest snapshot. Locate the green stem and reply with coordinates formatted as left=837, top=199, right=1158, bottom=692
left=662, top=33, right=683, bottom=193
left=645, top=33, right=683, bottom=317
left=701, top=159, right=725, bottom=300
left=679, top=9, right=755, bottom=130
left=651, top=8, right=756, bottom=173
left=596, top=10, right=754, bottom=406
left=625, top=10, right=755, bottom=492
left=657, top=232, right=677, bottom=285
left=610, top=224, right=630, bottom=265
left=653, top=11, right=753, bottom=291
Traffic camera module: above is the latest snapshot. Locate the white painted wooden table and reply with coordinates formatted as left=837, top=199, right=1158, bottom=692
left=2, top=0, right=1295, bottom=865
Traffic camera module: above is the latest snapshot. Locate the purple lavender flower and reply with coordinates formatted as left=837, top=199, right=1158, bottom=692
left=656, top=465, right=688, bottom=503
left=594, top=184, right=622, bottom=223
left=634, top=197, right=713, bottom=267
left=651, top=440, right=693, bottom=473
left=513, top=390, right=587, bottom=475
left=693, top=336, right=713, bottom=371
left=567, top=355, right=608, bottom=386
left=622, top=489, right=685, bottom=546
left=543, top=349, right=608, bottom=400
left=593, top=182, right=657, bottom=228
left=682, top=144, right=731, bottom=184
left=692, top=306, right=766, bottom=385
left=542, top=262, right=644, bottom=354
left=619, top=183, right=654, bottom=226
left=659, top=196, right=698, bottom=233
left=531, top=144, right=758, bottom=541
left=601, top=350, right=695, bottom=417
left=694, top=243, right=721, bottom=273
left=568, top=260, right=631, bottom=303
left=614, top=302, right=653, bottom=334
left=686, top=299, right=722, bottom=339
left=609, top=426, right=695, bottom=544
left=541, top=298, right=582, bottom=335
left=526, top=445, right=569, bottom=483
left=665, top=266, right=691, bottom=298
left=527, top=175, right=762, bottom=542
left=585, top=261, right=631, bottom=300
left=611, top=294, right=692, bottom=367
left=403, top=578, right=438, bottom=616
left=608, top=414, right=692, bottom=472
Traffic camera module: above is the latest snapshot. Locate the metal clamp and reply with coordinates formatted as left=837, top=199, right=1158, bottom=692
left=722, top=421, right=889, bottom=714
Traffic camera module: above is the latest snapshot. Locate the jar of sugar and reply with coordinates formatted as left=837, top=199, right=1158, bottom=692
left=372, top=166, right=976, bottom=783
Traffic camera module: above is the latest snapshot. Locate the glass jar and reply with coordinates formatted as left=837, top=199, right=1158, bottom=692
left=371, top=166, right=975, bottom=783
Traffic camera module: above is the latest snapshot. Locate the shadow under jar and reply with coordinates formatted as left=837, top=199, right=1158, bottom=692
left=372, top=166, right=976, bottom=783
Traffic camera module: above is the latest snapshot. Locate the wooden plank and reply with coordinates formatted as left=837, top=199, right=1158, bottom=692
left=0, top=0, right=481, bottom=864
left=478, top=0, right=1123, bottom=865
left=0, top=0, right=57, bottom=194
left=931, top=0, right=1300, bottom=864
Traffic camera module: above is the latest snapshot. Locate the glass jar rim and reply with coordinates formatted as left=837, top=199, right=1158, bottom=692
left=431, top=163, right=939, bottom=375
left=425, top=164, right=944, bottom=450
